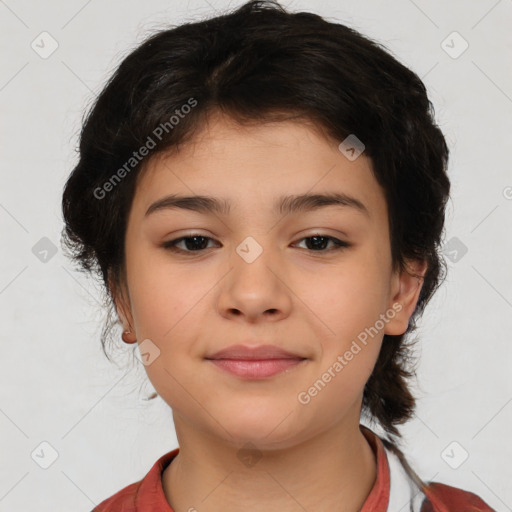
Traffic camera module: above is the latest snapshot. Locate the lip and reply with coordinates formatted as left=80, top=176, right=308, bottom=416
left=205, top=344, right=307, bottom=379
left=207, top=344, right=305, bottom=360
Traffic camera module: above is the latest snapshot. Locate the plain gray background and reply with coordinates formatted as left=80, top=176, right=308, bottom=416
left=1, top=0, right=511, bottom=510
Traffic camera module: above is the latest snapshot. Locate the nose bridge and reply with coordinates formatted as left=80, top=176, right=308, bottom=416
left=218, top=234, right=291, bottom=320
left=231, top=233, right=279, bottom=295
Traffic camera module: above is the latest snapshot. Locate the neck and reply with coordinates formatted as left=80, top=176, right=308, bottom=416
left=162, top=416, right=377, bottom=512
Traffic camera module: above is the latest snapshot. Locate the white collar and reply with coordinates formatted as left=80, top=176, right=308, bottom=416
left=384, top=444, right=427, bottom=512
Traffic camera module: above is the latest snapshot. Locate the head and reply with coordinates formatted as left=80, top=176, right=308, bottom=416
left=61, top=0, right=450, bottom=448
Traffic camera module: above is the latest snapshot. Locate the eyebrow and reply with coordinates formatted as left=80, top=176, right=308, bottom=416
left=144, top=192, right=370, bottom=219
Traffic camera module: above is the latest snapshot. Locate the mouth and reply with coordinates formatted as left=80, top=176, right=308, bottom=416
left=205, top=344, right=308, bottom=379
left=207, top=358, right=307, bottom=379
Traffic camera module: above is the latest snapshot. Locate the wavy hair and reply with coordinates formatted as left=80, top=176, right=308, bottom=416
left=61, top=0, right=450, bottom=480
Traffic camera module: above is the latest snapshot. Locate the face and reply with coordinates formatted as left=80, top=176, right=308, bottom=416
left=114, top=112, right=425, bottom=449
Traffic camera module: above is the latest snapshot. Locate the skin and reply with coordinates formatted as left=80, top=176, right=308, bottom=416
left=113, top=111, right=427, bottom=512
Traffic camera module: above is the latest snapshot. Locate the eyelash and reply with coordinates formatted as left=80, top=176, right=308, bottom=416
left=162, top=234, right=350, bottom=254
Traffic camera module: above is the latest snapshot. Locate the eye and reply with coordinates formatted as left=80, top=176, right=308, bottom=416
left=162, top=233, right=350, bottom=254
left=162, top=234, right=219, bottom=253
left=293, top=234, right=350, bottom=252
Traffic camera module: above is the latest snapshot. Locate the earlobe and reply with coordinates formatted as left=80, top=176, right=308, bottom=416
left=116, top=298, right=137, bottom=344
left=384, top=259, right=428, bottom=336
left=109, top=273, right=137, bottom=343
left=121, top=328, right=137, bottom=344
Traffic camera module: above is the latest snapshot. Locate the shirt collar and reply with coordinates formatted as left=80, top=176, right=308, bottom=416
left=135, top=425, right=392, bottom=511
left=360, top=424, right=391, bottom=511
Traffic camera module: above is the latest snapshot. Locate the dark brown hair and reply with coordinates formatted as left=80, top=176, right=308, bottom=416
left=61, top=0, right=450, bottom=469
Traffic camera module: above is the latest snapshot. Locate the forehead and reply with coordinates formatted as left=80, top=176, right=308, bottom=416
left=131, top=113, right=388, bottom=223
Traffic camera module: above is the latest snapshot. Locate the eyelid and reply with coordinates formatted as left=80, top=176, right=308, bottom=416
left=162, top=233, right=219, bottom=251
left=162, top=232, right=351, bottom=254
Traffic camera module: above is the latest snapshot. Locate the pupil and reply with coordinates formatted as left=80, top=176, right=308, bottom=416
left=186, top=236, right=208, bottom=250
left=308, top=236, right=327, bottom=250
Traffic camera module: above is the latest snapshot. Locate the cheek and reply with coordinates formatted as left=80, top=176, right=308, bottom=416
left=126, top=255, right=212, bottom=408
left=295, top=255, right=387, bottom=398
left=294, top=344, right=380, bottom=438
left=126, top=248, right=210, bottom=338
left=296, top=257, right=389, bottom=341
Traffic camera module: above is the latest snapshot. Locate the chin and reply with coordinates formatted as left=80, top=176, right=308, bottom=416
left=216, top=407, right=308, bottom=450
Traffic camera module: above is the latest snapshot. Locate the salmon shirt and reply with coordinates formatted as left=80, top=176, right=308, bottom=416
left=91, top=425, right=494, bottom=511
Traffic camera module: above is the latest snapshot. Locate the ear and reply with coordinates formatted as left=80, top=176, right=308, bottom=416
left=384, top=258, right=428, bottom=336
left=108, top=271, right=136, bottom=343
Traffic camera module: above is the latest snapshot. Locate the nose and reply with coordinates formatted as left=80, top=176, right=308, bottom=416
left=216, top=241, right=293, bottom=323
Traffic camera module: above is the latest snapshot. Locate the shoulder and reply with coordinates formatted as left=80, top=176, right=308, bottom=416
left=89, top=448, right=179, bottom=512
left=90, top=480, right=140, bottom=512
left=371, top=427, right=494, bottom=512
left=421, top=481, right=495, bottom=512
